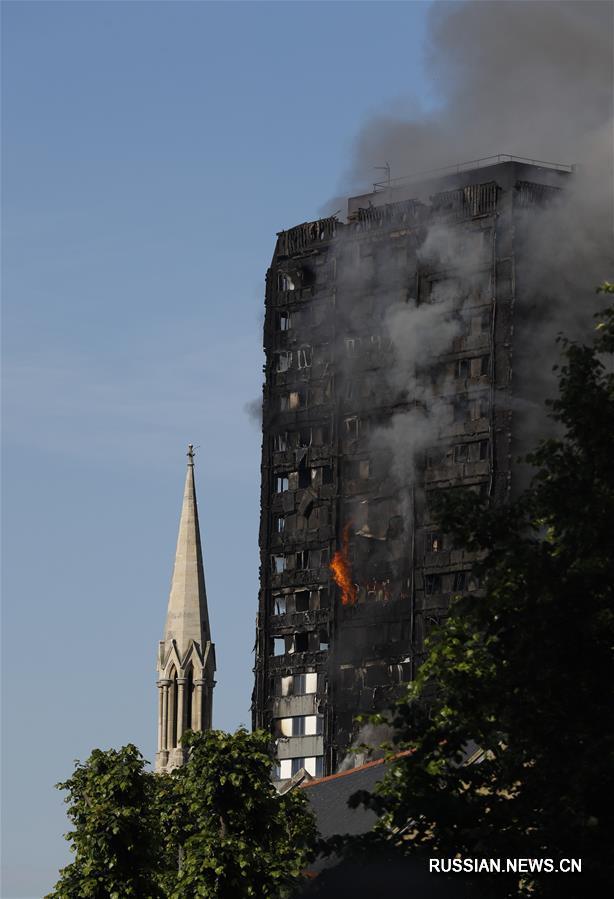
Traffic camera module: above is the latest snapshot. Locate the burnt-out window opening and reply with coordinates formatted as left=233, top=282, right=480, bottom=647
left=344, top=416, right=359, bottom=438
left=340, top=666, right=355, bottom=689
left=295, top=550, right=309, bottom=570
left=471, top=397, right=487, bottom=420
left=272, top=555, right=286, bottom=574
left=345, top=380, right=354, bottom=400
left=346, top=458, right=370, bottom=480
left=456, top=358, right=470, bottom=380
left=293, top=632, right=309, bottom=653
left=298, top=427, right=312, bottom=447
left=276, top=351, right=292, bottom=373
left=345, top=337, right=361, bottom=355
left=313, top=423, right=330, bottom=445
left=425, top=573, right=443, bottom=594
left=471, top=355, right=489, bottom=378
left=272, top=637, right=286, bottom=656
left=364, top=663, right=389, bottom=688
left=315, top=587, right=329, bottom=610
left=297, top=347, right=312, bottom=369
left=279, top=272, right=295, bottom=291
left=319, top=628, right=329, bottom=651
left=454, top=443, right=469, bottom=463
left=280, top=389, right=305, bottom=412
left=295, top=590, right=310, bottom=612
left=429, top=532, right=443, bottom=553
left=479, top=439, right=488, bottom=460
left=480, top=309, right=490, bottom=332
left=311, top=465, right=333, bottom=487
left=274, top=433, right=289, bottom=452
left=275, top=516, right=285, bottom=534
left=277, top=311, right=291, bottom=331
left=272, top=594, right=287, bottom=616
left=453, top=398, right=468, bottom=423
left=275, top=475, right=289, bottom=493
left=309, top=548, right=329, bottom=569
left=298, top=462, right=310, bottom=489
left=453, top=571, right=467, bottom=592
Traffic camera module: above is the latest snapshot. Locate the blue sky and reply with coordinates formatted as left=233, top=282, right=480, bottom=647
left=1, top=2, right=435, bottom=895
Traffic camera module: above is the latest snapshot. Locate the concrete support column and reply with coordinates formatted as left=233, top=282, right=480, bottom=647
left=176, top=678, right=187, bottom=743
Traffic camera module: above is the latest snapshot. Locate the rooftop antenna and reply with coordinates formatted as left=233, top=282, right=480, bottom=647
left=374, top=162, right=391, bottom=192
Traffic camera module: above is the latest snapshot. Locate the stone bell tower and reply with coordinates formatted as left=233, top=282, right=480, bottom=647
left=156, top=445, right=215, bottom=772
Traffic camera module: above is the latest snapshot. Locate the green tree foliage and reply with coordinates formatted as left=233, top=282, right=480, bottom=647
left=353, top=287, right=614, bottom=897
left=167, top=728, right=316, bottom=899
left=48, top=730, right=316, bottom=899
left=46, top=744, right=164, bottom=899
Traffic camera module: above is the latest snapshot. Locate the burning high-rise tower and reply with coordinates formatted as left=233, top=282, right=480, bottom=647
left=252, top=156, right=577, bottom=781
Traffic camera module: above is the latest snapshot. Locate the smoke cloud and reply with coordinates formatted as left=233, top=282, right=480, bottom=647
left=332, top=0, right=613, bottom=491
left=341, top=0, right=612, bottom=194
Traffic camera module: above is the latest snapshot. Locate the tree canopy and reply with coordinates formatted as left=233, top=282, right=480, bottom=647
left=46, top=744, right=163, bottom=899
left=47, top=730, right=316, bottom=899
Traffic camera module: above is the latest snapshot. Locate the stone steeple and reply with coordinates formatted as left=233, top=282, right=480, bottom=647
left=156, top=445, right=215, bottom=773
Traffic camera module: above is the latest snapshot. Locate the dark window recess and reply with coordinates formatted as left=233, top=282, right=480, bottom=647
left=364, top=664, right=388, bottom=687
left=295, top=590, right=310, bottom=612
left=298, top=462, right=310, bottom=489
left=425, top=574, right=443, bottom=594
left=319, top=465, right=333, bottom=485
left=295, top=550, right=309, bottom=570
left=454, top=443, right=469, bottom=463
left=294, top=633, right=309, bottom=653
left=479, top=439, right=488, bottom=461
left=452, top=571, right=467, bottom=592
left=297, top=347, right=312, bottom=369
left=344, top=416, right=359, bottom=438
left=274, top=433, right=288, bottom=452
left=319, top=628, right=329, bottom=651
left=453, top=399, right=468, bottom=423
left=480, top=309, right=490, bottom=332
left=429, top=532, right=443, bottom=553
left=456, top=358, right=470, bottom=379
left=272, top=555, right=286, bottom=574
left=277, top=311, right=290, bottom=331
left=298, top=428, right=312, bottom=448
left=340, top=667, right=355, bottom=688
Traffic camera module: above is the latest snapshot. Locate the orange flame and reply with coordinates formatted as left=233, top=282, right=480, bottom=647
left=330, top=523, right=357, bottom=606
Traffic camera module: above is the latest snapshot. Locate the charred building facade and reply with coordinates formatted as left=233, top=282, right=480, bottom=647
left=252, top=157, right=572, bottom=780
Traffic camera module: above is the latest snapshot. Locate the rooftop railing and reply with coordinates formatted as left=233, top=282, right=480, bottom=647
left=372, top=154, right=574, bottom=192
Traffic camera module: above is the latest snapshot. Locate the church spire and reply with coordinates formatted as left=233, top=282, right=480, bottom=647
left=156, top=445, right=215, bottom=773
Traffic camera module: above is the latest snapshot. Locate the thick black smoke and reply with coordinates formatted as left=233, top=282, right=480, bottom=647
left=342, top=1, right=612, bottom=193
